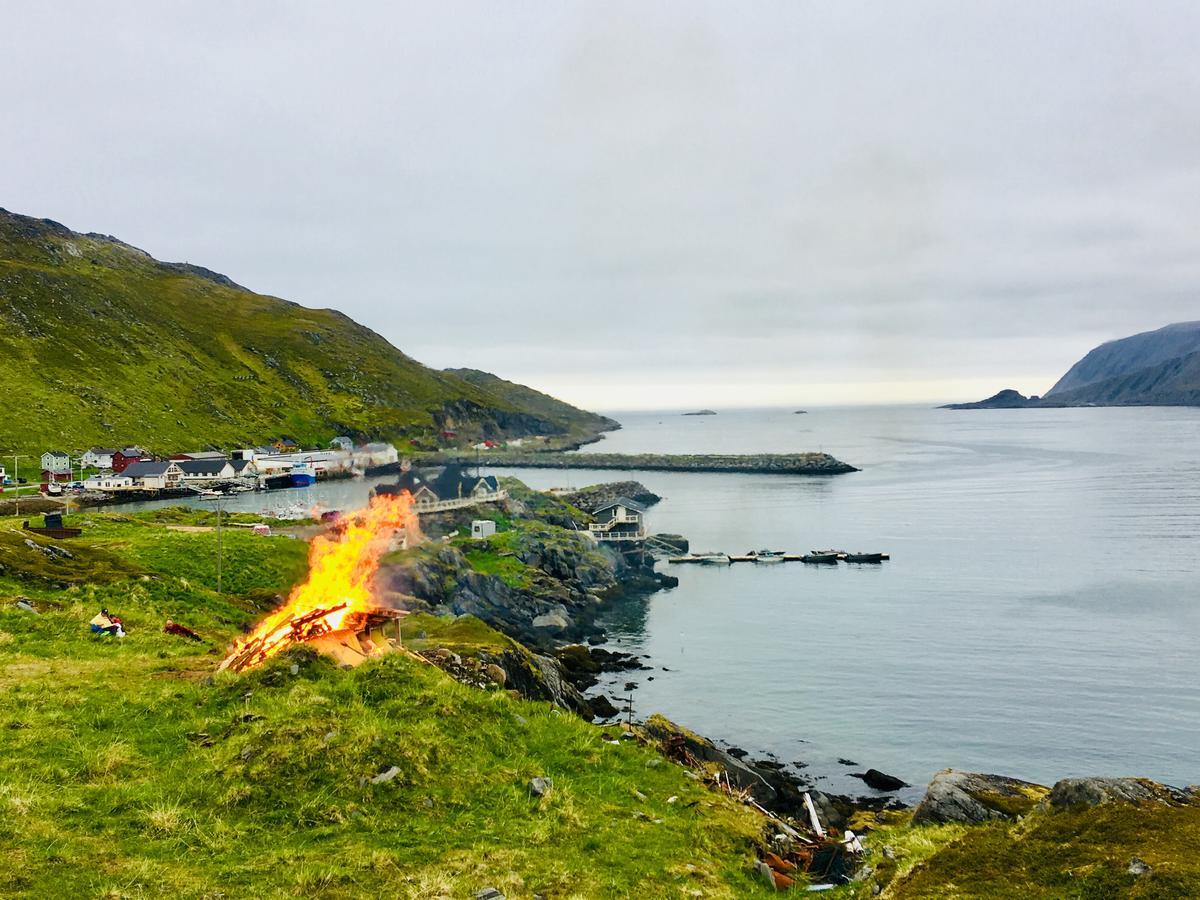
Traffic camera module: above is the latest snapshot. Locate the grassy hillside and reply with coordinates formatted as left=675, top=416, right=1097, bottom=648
left=0, top=509, right=771, bottom=898
left=0, top=208, right=609, bottom=456
left=445, top=368, right=618, bottom=440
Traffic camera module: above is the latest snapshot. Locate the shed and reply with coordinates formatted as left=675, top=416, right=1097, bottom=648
left=471, top=519, right=497, bottom=539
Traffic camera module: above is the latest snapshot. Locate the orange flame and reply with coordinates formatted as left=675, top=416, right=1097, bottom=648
left=220, top=492, right=419, bottom=672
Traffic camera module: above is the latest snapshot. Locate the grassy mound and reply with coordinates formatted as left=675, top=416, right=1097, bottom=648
left=0, top=510, right=772, bottom=898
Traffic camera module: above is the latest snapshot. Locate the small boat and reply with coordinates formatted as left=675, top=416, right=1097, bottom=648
left=843, top=552, right=885, bottom=564
left=811, top=548, right=847, bottom=559
left=693, top=552, right=731, bottom=566
left=290, top=463, right=317, bottom=487
left=801, top=552, right=840, bottom=564
left=748, top=549, right=785, bottom=564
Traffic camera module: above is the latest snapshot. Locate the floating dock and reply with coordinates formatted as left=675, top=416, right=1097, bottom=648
left=667, top=554, right=892, bottom=566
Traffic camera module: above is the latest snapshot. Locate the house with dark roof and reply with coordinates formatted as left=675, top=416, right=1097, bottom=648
left=122, top=460, right=183, bottom=490
left=81, top=448, right=119, bottom=469
left=430, top=466, right=500, bottom=502
left=177, top=458, right=236, bottom=482
left=587, top=497, right=647, bottom=542
left=112, top=447, right=150, bottom=473
left=230, top=458, right=258, bottom=478
left=374, top=469, right=439, bottom=506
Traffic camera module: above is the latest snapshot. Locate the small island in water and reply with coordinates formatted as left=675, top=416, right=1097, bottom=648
left=682, top=409, right=717, bottom=416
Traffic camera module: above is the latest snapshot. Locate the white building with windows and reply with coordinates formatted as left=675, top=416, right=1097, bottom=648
left=587, top=498, right=648, bottom=542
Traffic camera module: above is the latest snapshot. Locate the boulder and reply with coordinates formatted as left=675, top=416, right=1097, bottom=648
left=1044, top=777, right=1189, bottom=810
left=852, top=769, right=908, bottom=792
left=911, top=769, right=1049, bottom=825
left=589, top=693, right=619, bottom=720
left=529, top=776, right=553, bottom=797
left=531, top=611, right=569, bottom=630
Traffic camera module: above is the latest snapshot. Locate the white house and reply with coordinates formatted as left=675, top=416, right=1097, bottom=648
left=122, top=460, right=184, bottom=490
left=84, top=473, right=134, bottom=492
left=352, top=442, right=399, bottom=468
left=177, top=458, right=236, bottom=483
left=41, top=451, right=71, bottom=474
left=81, top=448, right=118, bottom=470
left=587, top=497, right=648, bottom=542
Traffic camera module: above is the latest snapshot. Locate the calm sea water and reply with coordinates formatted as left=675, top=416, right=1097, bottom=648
left=125, top=406, right=1200, bottom=798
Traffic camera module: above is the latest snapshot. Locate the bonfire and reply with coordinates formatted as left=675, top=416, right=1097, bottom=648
left=220, top=492, right=419, bottom=673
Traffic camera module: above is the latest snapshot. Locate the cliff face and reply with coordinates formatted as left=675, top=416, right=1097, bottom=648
left=1048, top=321, right=1200, bottom=396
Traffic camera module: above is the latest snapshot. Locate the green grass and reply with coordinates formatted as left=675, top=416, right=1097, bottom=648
left=842, top=800, right=1200, bottom=899
left=0, top=209, right=611, bottom=456
left=0, top=509, right=773, bottom=898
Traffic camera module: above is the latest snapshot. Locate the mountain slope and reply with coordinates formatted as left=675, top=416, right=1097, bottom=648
left=1047, top=321, right=1200, bottom=396
left=947, top=320, right=1200, bottom=409
left=1048, top=347, right=1200, bottom=406
left=0, top=209, right=609, bottom=454
left=444, top=368, right=618, bottom=438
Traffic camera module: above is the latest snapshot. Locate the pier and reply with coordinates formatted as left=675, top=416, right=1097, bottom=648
left=416, top=451, right=859, bottom=476
left=668, top=553, right=890, bottom=564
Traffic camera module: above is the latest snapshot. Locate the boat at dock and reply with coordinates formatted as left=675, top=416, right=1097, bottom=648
left=801, top=552, right=840, bottom=564
left=289, top=463, right=317, bottom=487
left=843, top=552, right=886, bottom=563
left=747, top=549, right=785, bottom=563
left=694, top=552, right=732, bottom=566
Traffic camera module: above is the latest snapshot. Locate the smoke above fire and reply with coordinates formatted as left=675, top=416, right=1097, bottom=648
left=220, top=492, right=419, bottom=672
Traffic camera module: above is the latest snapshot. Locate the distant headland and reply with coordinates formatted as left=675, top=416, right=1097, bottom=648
left=945, top=321, right=1200, bottom=409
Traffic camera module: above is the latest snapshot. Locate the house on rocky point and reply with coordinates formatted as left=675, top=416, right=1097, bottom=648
left=587, top=497, right=647, bottom=542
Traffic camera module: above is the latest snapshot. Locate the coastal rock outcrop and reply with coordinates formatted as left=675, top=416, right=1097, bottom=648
left=563, top=481, right=661, bottom=512
left=1044, top=777, right=1190, bottom=810
left=911, top=769, right=1050, bottom=825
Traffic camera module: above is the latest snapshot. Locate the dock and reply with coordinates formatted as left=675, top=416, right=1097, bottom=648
left=668, top=553, right=890, bottom=564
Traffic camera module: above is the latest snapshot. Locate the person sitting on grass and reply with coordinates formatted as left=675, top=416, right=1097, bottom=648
left=89, top=608, right=125, bottom=638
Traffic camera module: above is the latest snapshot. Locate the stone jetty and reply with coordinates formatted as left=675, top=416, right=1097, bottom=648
left=418, top=451, right=858, bottom=475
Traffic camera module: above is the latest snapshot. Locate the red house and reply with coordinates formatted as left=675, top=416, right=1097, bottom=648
left=112, top=446, right=150, bottom=473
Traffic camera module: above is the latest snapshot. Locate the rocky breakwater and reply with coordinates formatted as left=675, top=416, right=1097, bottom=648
left=423, top=451, right=859, bottom=475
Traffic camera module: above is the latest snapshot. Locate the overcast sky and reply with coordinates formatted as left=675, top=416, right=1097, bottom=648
left=4, top=2, right=1199, bottom=410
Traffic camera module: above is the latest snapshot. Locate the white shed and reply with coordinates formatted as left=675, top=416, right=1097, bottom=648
left=471, top=520, right=497, bottom=539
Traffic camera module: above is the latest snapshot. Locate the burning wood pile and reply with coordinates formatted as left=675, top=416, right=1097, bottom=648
left=220, top=493, right=419, bottom=673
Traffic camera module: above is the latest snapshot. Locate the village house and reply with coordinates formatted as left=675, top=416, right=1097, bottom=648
left=230, top=458, right=258, bottom=479
left=353, top=442, right=400, bottom=469
left=177, top=458, right=236, bottom=483
left=121, top=460, right=184, bottom=490
left=431, top=465, right=500, bottom=502
left=587, top=497, right=647, bottom=542
left=111, top=447, right=150, bottom=473
left=375, top=469, right=440, bottom=506
left=83, top=473, right=134, bottom=492
left=40, top=451, right=71, bottom=474
left=81, top=448, right=118, bottom=470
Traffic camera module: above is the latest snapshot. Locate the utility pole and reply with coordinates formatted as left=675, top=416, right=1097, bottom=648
left=215, top=492, right=224, bottom=596
left=10, top=454, right=29, bottom=518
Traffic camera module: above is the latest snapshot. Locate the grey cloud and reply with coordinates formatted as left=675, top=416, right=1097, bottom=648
left=3, top=0, right=1199, bottom=409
